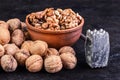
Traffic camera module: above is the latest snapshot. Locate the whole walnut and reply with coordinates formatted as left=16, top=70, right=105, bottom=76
left=60, top=52, right=77, bottom=69
left=1, top=55, right=17, bottom=72
left=21, top=40, right=34, bottom=51
left=4, top=43, right=19, bottom=56
left=15, top=49, right=30, bottom=66
left=21, top=22, right=27, bottom=32
left=29, top=40, right=48, bottom=56
left=25, top=55, right=43, bottom=72
left=0, top=58, right=1, bottom=68
left=7, top=18, right=21, bottom=31
left=44, top=55, right=63, bottom=73
left=45, top=48, right=59, bottom=57
left=0, top=21, right=9, bottom=29
left=12, top=29, right=25, bottom=46
left=0, top=44, right=5, bottom=57
left=21, top=22, right=31, bottom=40
left=35, top=40, right=48, bottom=48
left=0, top=27, right=10, bottom=45
left=59, top=46, right=76, bottom=55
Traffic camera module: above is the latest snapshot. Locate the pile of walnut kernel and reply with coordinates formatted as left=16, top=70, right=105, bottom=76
left=0, top=18, right=77, bottom=73
left=28, top=8, right=82, bottom=30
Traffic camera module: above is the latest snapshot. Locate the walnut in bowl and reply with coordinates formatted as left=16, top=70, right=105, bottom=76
left=26, top=8, right=84, bottom=49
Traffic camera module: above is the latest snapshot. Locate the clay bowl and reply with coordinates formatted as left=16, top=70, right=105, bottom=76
left=26, top=13, right=84, bottom=49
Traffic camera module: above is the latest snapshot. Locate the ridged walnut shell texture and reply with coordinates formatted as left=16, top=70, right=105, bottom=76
left=21, top=40, right=34, bottom=51
left=4, top=43, right=19, bottom=56
left=44, top=55, right=63, bottom=73
left=60, top=52, right=77, bottom=69
left=1, top=55, right=17, bottom=72
left=11, top=29, right=25, bottom=46
left=59, top=46, right=76, bottom=55
left=25, top=55, right=43, bottom=72
left=29, top=40, right=48, bottom=56
left=15, top=49, right=30, bottom=66
left=45, top=48, right=59, bottom=57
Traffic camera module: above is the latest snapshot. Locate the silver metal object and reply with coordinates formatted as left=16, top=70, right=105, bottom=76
left=81, top=29, right=110, bottom=68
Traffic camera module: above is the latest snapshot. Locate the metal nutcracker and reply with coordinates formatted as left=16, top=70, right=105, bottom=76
left=81, top=29, right=110, bottom=68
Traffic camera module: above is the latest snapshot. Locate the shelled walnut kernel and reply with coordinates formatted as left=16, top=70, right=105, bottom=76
left=28, top=8, right=82, bottom=30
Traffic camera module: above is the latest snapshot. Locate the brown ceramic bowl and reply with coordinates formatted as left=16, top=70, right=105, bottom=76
left=26, top=13, right=84, bottom=49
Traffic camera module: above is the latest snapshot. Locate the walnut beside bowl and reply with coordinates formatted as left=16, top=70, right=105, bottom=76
left=25, top=13, right=84, bottom=49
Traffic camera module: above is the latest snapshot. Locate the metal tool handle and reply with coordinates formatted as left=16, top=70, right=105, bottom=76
left=81, top=34, right=87, bottom=41
left=81, top=33, right=91, bottom=42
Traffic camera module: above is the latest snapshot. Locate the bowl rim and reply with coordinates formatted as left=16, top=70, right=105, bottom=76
left=26, top=13, right=84, bottom=34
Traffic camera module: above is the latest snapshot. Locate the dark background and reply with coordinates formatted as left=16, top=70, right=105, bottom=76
left=0, top=0, right=120, bottom=80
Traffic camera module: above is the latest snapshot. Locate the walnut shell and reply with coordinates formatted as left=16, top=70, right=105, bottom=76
left=21, top=22, right=31, bottom=40
left=59, top=46, right=76, bottom=55
left=15, top=49, right=30, bottom=66
left=0, top=27, right=10, bottom=45
left=29, top=40, right=48, bottom=56
left=21, top=40, right=34, bottom=51
left=25, top=55, right=43, bottom=72
left=34, top=40, right=48, bottom=49
left=4, top=43, right=19, bottom=56
left=0, top=21, right=9, bottom=29
left=24, top=32, right=31, bottom=40
left=7, top=18, right=21, bottom=31
left=60, top=52, right=77, bottom=69
left=21, top=22, right=27, bottom=32
left=0, top=58, right=1, bottom=68
left=12, top=29, right=25, bottom=46
left=44, top=55, right=62, bottom=73
left=0, top=44, right=5, bottom=57
left=45, top=48, right=59, bottom=57
left=1, top=55, right=17, bottom=72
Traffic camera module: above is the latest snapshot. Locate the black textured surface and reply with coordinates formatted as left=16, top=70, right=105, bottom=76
left=0, top=0, right=120, bottom=80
